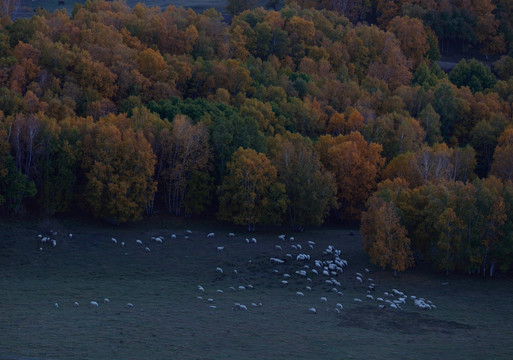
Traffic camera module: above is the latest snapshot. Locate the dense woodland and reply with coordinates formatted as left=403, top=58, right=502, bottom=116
left=1, top=0, right=513, bottom=276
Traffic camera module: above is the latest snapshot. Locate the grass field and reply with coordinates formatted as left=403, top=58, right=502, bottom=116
left=1, top=215, right=512, bottom=360
left=17, top=0, right=233, bottom=19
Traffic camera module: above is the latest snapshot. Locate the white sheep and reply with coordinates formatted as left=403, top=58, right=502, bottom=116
left=186, top=230, right=192, bottom=234
left=104, top=298, right=110, bottom=303
left=306, top=286, right=312, bottom=291
left=353, top=298, right=362, bottom=302
left=251, top=238, right=257, bottom=244
left=126, top=303, right=134, bottom=308
left=275, top=245, right=283, bottom=250
left=270, top=257, right=285, bottom=264
left=197, top=296, right=203, bottom=300
left=111, top=238, right=117, bottom=244
left=209, top=305, right=217, bottom=309
left=90, top=301, right=99, bottom=307
left=308, top=241, right=315, bottom=245
left=69, top=234, right=73, bottom=238
left=366, top=295, right=373, bottom=300
left=281, top=280, right=288, bottom=285
left=54, top=303, right=59, bottom=308
left=278, top=234, right=286, bottom=240
left=217, top=289, right=224, bottom=293
left=216, top=267, right=223, bottom=273
left=74, top=302, right=79, bottom=307
left=308, top=307, right=317, bottom=314
left=207, top=232, right=215, bottom=238
left=145, top=247, right=151, bottom=252
left=216, top=246, right=225, bottom=252
left=171, top=234, right=177, bottom=239
left=336, top=303, right=343, bottom=310
left=356, top=276, right=363, bottom=282
left=121, top=242, right=125, bottom=247
left=136, top=240, right=143, bottom=245
left=320, top=297, right=327, bottom=302
left=228, top=233, right=235, bottom=238
left=198, top=285, right=205, bottom=292
left=296, top=292, right=305, bottom=296
left=238, top=286, right=246, bottom=291
left=155, top=237, right=163, bottom=244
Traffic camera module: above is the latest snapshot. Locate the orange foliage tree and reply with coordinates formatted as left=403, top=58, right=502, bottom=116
left=317, top=131, right=385, bottom=219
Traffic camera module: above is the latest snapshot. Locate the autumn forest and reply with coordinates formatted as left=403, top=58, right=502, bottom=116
left=1, top=0, right=513, bottom=277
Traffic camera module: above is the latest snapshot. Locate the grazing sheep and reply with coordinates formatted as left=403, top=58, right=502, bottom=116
left=90, top=301, right=99, bottom=307
left=186, top=230, right=192, bottom=234
left=197, top=296, right=203, bottom=300
left=378, top=304, right=385, bottom=309
left=238, top=286, right=246, bottom=291
left=306, top=286, right=312, bottom=291
left=171, top=234, right=177, bottom=239
left=207, top=232, right=215, bottom=238
left=353, top=298, right=362, bottom=302
left=198, top=285, right=205, bottom=292
left=281, top=280, right=288, bottom=285
left=283, top=273, right=291, bottom=278
left=297, top=292, right=305, bottom=296
left=270, top=257, right=285, bottom=264
left=154, top=237, right=163, bottom=244
left=111, top=238, right=117, bottom=244
left=104, top=298, right=110, bottom=303
left=251, top=238, right=257, bottom=244
left=308, top=307, right=317, bottom=314
left=239, top=304, right=248, bottom=310
left=216, top=246, right=225, bottom=252
left=217, top=289, right=223, bottom=293
left=289, top=237, right=295, bottom=241
left=356, top=276, right=363, bottom=283
left=275, top=245, right=283, bottom=250
left=145, top=247, right=151, bottom=252
left=336, top=303, right=343, bottom=310
left=278, top=235, right=286, bottom=240
left=312, top=269, right=319, bottom=275
left=308, top=241, right=315, bottom=245
left=136, top=240, right=143, bottom=245
left=54, top=303, right=59, bottom=308
left=216, top=267, right=223, bottom=274
left=245, top=238, right=250, bottom=243
left=228, top=233, right=235, bottom=238
left=321, top=297, right=327, bottom=302
left=121, top=242, right=125, bottom=247
left=207, top=298, right=214, bottom=303
left=210, top=305, right=217, bottom=309
left=51, top=240, right=57, bottom=247
left=126, top=303, right=134, bottom=308
left=69, top=234, right=73, bottom=238
left=366, top=295, right=374, bottom=300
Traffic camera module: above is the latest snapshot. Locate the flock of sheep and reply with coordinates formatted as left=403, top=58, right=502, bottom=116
left=40, top=229, right=437, bottom=314
left=194, top=232, right=438, bottom=314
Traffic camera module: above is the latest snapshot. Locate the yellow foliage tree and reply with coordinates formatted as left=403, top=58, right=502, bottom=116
left=361, top=198, right=414, bottom=276
left=82, top=122, right=156, bottom=223
left=218, top=147, right=286, bottom=230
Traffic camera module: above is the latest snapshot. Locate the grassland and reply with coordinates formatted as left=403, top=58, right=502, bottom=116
left=17, top=0, right=232, bottom=19
left=0, top=215, right=512, bottom=360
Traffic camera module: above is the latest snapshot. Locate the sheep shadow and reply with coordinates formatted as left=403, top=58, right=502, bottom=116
left=338, top=306, right=474, bottom=335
